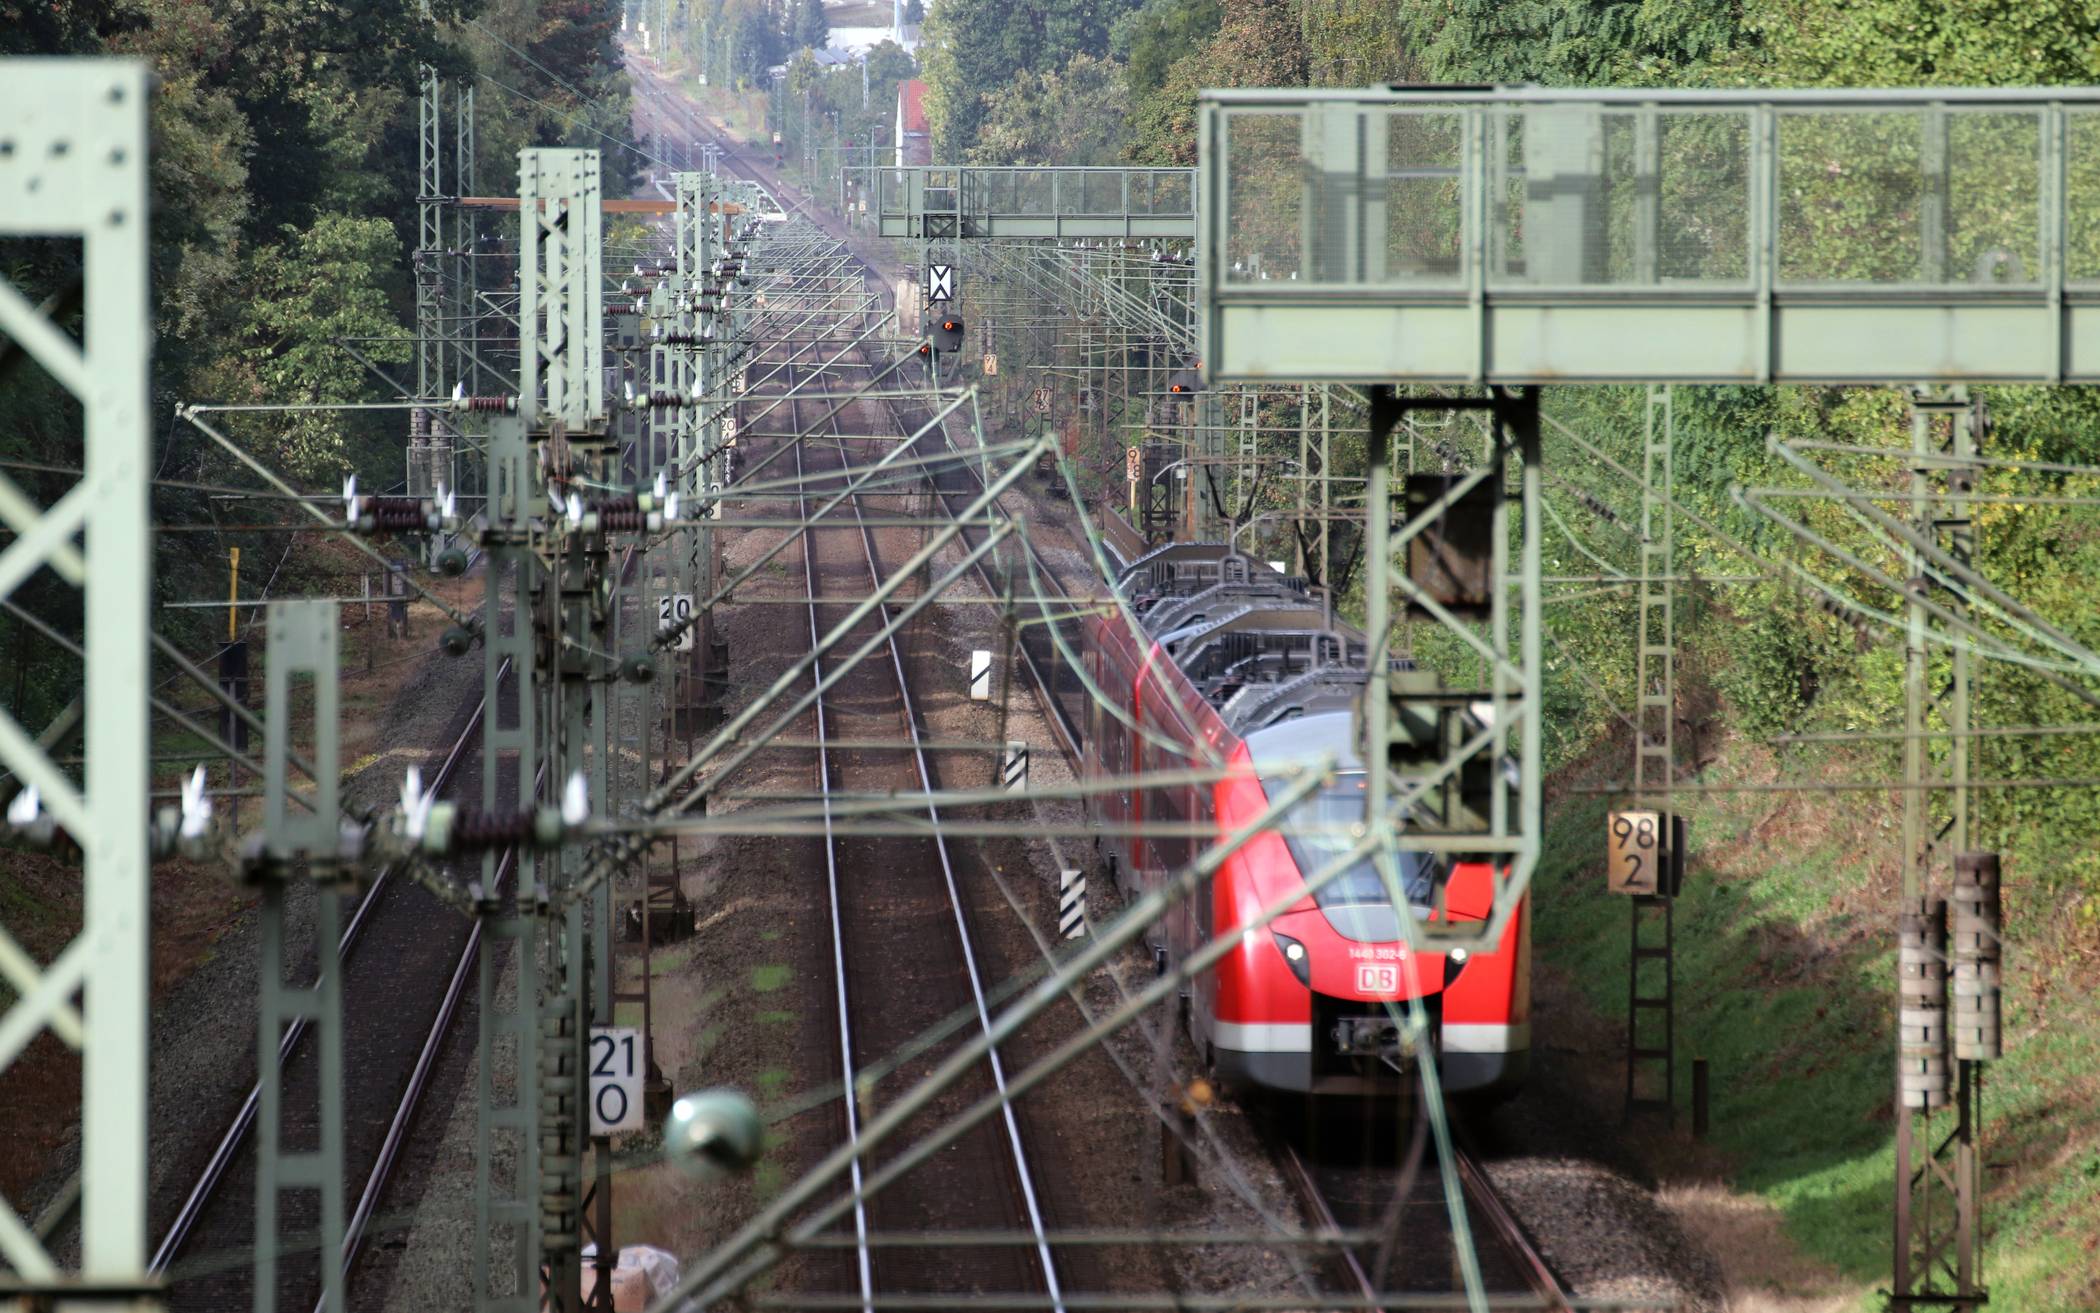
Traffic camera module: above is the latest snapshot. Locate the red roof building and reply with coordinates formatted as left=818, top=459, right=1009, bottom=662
left=895, top=78, right=931, bottom=167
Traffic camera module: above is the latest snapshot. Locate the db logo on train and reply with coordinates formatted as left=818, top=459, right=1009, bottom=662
left=1356, top=962, right=1401, bottom=995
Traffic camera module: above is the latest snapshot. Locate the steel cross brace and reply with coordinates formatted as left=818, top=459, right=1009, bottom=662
left=1360, top=386, right=1543, bottom=951
left=253, top=600, right=350, bottom=1313
left=1624, top=384, right=1680, bottom=1123
left=0, top=56, right=154, bottom=1299
left=1892, top=390, right=1986, bottom=1312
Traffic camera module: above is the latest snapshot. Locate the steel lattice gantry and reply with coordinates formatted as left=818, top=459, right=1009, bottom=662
left=865, top=165, right=1225, bottom=543
left=873, top=166, right=1195, bottom=241
left=1198, top=85, right=2100, bottom=384
left=1194, top=82, right=2086, bottom=1313
left=0, top=57, right=153, bottom=1302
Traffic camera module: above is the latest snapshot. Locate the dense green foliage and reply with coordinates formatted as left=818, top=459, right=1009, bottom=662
left=674, top=0, right=783, bottom=89
left=903, top=2, right=2100, bottom=1303
left=967, top=54, right=1130, bottom=167
left=789, top=0, right=830, bottom=52
left=772, top=39, right=919, bottom=196
left=0, top=0, right=635, bottom=722
left=919, top=0, right=1139, bottom=157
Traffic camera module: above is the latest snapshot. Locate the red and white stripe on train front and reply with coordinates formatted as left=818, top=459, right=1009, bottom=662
left=1198, top=746, right=1531, bottom=1096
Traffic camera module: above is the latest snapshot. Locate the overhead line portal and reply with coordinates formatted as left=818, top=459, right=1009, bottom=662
left=1197, top=85, right=2100, bottom=384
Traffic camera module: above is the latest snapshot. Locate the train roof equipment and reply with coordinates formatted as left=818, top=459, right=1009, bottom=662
left=1112, top=542, right=1405, bottom=738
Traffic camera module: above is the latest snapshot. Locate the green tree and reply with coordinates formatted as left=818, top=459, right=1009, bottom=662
left=1394, top=0, right=1746, bottom=85
left=1123, top=0, right=1306, bottom=165
left=1298, top=0, right=1418, bottom=85
left=920, top=0, right=1139, bottom=157
left=968, top=53, right=1130, bottom=166
left=791, top=0, right=831, bottom=51
left=1723, top=0, right=2100, bottom=85
left=219, top=215, right=411, bottom=484
left=1112, top=0, right=1221, bottom=99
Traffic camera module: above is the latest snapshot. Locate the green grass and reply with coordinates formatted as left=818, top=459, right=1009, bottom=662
left=649, top=941, right=699, bottom=975
left=1532, top=747, right=2100, bottom=1310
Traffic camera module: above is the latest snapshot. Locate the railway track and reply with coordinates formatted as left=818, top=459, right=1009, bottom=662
left=148, top=654, right=515, bottom=1308
left=150, top=345, right=668, bottom=1304
left=1278, top=1132, right=1572, bottom=1311
left=641, top=72, right=1573, bottom=1312
left=768, top=345, right=1063, bottom=1305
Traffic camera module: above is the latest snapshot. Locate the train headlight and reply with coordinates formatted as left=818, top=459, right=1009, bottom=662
left=1271, top=931, right=1312, bottom=986
left=1443, top=945, right=1470, bottom=988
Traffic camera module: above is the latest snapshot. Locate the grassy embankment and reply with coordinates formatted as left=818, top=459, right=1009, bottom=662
left=1533, top=733, right=2100, bottom=1311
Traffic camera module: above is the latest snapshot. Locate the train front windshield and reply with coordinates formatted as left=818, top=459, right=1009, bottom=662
left=1267, top=771, right=1437, bottom=913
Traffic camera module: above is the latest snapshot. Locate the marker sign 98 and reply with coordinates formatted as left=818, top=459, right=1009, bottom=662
left=1606, top=809, right=1660, bottom=895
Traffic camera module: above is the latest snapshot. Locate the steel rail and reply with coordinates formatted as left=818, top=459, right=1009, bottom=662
left=320, top=495, right=648, bottom=1295
left=790, top=363, right=879, bottom=1313
left=787, top=216, right=1559, bottom=1313
left=1278, top=1144, right=1381, bottom=1310
left=324, top=763, right=541, bottom=1309
left=1280, top=1134, right=1575, bottom=1313
left=749, top=1296, right=1631, bottom=1311
left=148, top=654, right=512, bottom=1274
left=782, top=348, right=1061, bottom=1306
left=642, top=101, right=1573, bottom=1313
left=708, top=161, right=1521, bottom=1308
left=1452, top=1150, right=1572, bottom=1313
left=802, top=240, right=1088, bottom=770
left=796, top=354, right=1067, bottom=1308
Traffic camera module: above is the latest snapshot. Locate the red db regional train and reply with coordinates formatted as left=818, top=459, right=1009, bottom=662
left=1082, top=544, right=1529, bottom=1099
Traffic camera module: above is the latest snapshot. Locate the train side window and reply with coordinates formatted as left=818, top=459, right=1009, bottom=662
left=1091, top=648, right=1105, bottom=761
left=1145, top=715, right=1191, bottom=872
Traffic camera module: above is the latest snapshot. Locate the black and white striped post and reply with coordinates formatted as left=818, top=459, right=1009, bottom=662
left=1058, top=868, right=1086, bottom=939
left=1001, top=739, right=1028, bottom=793
left=969, top=649, right=992, bottom=700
